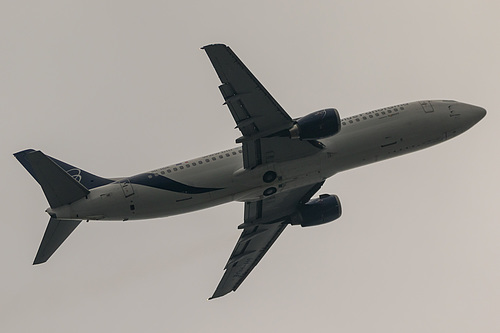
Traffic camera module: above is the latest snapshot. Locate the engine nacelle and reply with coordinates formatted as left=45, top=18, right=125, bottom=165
left=291, top=194, right=342, bottom=227
left=289, top=108, right=341, bottom=140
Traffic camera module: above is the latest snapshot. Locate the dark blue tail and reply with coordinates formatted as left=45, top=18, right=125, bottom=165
left=14, top=149, right=113, bottom=190
left=13, top=149, right=116, bottom=264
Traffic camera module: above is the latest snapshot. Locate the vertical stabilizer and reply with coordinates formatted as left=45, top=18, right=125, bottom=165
left=14, top=150, right=90, bottom=208
left=14, top=149, right=113, bottom=190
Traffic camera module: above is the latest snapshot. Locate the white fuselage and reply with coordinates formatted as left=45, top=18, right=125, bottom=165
left=50, top=100, right=485, bottom=222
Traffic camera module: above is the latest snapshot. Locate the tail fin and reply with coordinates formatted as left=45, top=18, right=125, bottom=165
left=15, top=150, right=90, bottom=208
left=14, top=149, right=113, bottom=191
left=14, top=149, right=113, bottom=264
left=33, top=218, right=81, bottom=264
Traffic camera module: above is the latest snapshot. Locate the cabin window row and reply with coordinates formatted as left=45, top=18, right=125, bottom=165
left=159, top=150, right=243, bottom=174
left=341, top=107, right=404, bottom=126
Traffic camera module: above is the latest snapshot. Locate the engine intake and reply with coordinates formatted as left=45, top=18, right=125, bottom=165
left=291, top=194, right=342, bottom=227
left=289, top=108, right=341, bottom=140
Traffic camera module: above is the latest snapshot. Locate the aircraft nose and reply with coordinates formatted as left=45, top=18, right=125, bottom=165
left=462, top=104, right=487, bottom=127
left=472, top=105, right=487, bottom=123
left=450, top=103, right=487, bottom=129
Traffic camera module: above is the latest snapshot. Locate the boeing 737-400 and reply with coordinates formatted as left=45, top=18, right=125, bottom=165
left=14, top=44, right=486, bottom=299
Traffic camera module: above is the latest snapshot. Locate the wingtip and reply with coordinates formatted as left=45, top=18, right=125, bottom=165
left=208, top=294, right=221, bottom=301
left=201, top=43, right=228, bottom=50
left=33, top=258, right=46, bottom=265
left=208, top=288, right=232, bottom=300
left=33, top=250, right=49, bottom=265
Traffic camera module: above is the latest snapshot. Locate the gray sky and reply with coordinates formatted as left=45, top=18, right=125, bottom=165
left=1, top=1, right=498, bottom=332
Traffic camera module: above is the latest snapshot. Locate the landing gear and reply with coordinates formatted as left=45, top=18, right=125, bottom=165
left=263, top=171, right=277, bottom=183
left=263, top=187, right=277, bottom=196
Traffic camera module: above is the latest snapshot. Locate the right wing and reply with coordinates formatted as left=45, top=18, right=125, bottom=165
left=203, top=44, right=322, bottom=169
left=210, top=181, right=324, bottom=299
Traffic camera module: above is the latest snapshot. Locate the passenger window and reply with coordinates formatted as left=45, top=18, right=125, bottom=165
left=212, top=157, right=216, bottom=161
left=179, top=166, right=184, bottom=170
left=205, top=159, right=210, bottom=162
left=173, top=168, right=178, bottom=171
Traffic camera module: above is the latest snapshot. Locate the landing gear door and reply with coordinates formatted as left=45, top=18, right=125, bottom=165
left=120, top=179, right=135, bottom=198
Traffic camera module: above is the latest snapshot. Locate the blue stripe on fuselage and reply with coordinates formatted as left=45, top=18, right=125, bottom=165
left=129, top=173, right=223, bottom=194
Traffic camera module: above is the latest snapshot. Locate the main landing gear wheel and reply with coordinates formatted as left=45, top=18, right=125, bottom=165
left=263, top=187, right=277, bottom=196
left=263, top=171, right=277, bottom=183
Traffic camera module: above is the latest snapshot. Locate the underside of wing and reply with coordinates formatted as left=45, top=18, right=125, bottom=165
left=202, top=44, right=293, bottom=139
left=203, top=44, right=322, bottom=169
left=210, top=219, right=287, bottom=300
left=210, top=182, right=324, bottom=299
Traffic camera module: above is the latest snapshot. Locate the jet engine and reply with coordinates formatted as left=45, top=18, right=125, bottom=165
left=291, top=194, right=342, bottom=227
left=289, top=108, right=341, bottom=140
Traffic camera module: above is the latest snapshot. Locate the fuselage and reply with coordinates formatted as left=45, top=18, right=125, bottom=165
left=49, top=100, right=485, bottom=222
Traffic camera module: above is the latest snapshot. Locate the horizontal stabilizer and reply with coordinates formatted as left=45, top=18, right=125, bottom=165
left=15, top=150, right=90, bottom=208
left=34, top=218, right=81, bottom=264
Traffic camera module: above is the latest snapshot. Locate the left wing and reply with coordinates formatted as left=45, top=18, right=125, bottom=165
left=202, top=44, right=321, bottom=169
left=210, top=181, right=324, bottom=299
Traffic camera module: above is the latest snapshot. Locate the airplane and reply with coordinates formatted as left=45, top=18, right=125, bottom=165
left=14, top=44, right=486, bottom=299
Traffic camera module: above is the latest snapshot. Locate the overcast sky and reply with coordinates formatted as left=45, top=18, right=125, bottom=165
left=1, top=1, right=499, bottom=332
